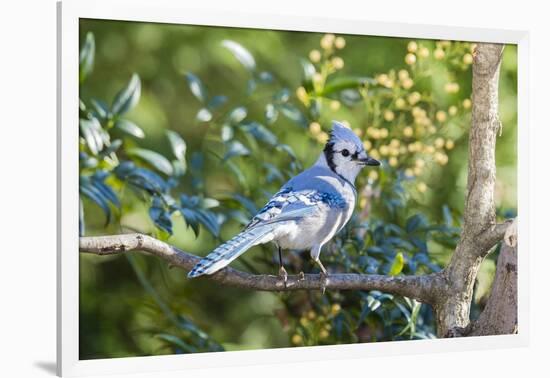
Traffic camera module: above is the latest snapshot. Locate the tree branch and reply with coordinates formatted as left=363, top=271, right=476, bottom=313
left=79, top=233, right=439, bottom=302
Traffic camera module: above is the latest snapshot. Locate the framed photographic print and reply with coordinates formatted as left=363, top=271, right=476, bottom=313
left=58, top=0, right=529, bottom=376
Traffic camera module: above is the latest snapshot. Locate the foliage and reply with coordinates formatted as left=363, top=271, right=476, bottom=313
left=78, top=23, right=517, bottom=358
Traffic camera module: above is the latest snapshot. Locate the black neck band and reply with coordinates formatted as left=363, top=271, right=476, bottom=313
left=323, top=142, right=357, bottom=196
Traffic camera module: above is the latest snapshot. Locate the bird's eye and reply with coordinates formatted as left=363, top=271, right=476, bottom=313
left=341, top=149, right=350, bottom=157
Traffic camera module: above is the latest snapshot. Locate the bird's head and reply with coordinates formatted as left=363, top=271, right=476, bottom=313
left=322, top=121, right=380, bottom=183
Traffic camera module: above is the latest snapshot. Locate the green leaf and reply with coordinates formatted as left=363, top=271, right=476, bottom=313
left=79, top=198, right=85, bottom=236
left=80, top=177, right=112, bottom=225
left=258, top=71, right=274, bottom=83
left=201, top=198, right=220, bottom=209
left=91, top=98, right=109, bottom=119
left=221, top=125, right=234, bottom=141
left=196, top=108, right=213, bottom=122
left=155, top=334, right=197, bottom=354
left=300, top=58, right=316, bottom=90
left=149, top=206, right=173, bottom=234
left=127, top=148, right=174, bottom=176
left=115, top=119, right=145, bottom=138
left=320, top=76, right=375, bottom=96
left=389, top=252, right=405, bottom=276
left=228, top=107, right=247, bottom=124
left=165, top=130, right=187, bottom=162
left=207, top=95, right=227, bottom=109
left=79, top=32, right=95, bottom=83
left=171, top=159, right=186, bottom=177
left=442, top=205, right=453, bottom=226
left=223, top=140, right=250, bottom=161
left=79, top=118, right=103, bottom=155
left=111, top=74, right=141, bottom=115
left=225, top=160, right=247, bottom=188
left=221, top=40, right=256, bottom=71
left=196, top=209, right=220, bottom=237
left=181, top=208, right=200, bottom=236
left=405, top=214, right=427, bottom=233
left=279, top=104, right=307, bottom=127
left=273, top=89, right=290, bottom=103
left=185, top=72, right=207, bottom=103
left=100, top=139, right=122, bottom=157
left=240, top=122, right=278, bottom=146
left=265, top=103, right=278, bottom=125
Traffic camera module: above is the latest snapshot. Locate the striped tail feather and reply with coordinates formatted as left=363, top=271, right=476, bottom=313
left=187, top=225, right=274, bottom=278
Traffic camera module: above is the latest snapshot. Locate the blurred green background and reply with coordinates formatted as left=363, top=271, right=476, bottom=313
left=78, top=19, right=517, bottom=359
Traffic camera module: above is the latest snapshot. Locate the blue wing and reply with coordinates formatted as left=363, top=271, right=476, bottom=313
left=245, top=187, right=347, bottom=230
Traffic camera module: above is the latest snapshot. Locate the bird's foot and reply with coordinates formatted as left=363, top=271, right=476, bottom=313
left=319, top=271, right=329, bottom=295
left=278, top=266, right=288, bottom=288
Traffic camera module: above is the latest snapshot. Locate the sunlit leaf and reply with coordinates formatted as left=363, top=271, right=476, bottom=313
left=388, top=252, right=405, bottom=276
left=115, top=119, right=145, bottom=138
left=165, top=130, right=187, bottom=162
left=127, top=148, right=174, bottom=176
left=79, top=118, right=104, bottom=155
left=196, top=108, right=213, bottom=122
left=221, top=40, right=256, bottom=71
left=111, top=73, right=141, bottom=115
left=228, top=107, right=247, bottom=124
left=79, top=32, right=95, bottom=83
left=223, top=140, right=250, bottom=161
left=185, top=72, right=207, bottom=103
left=202, top=198, right=220, bottom=209
left=265, top=103, right=278, bottom=125
left=221, top=125, right=234, bottom=141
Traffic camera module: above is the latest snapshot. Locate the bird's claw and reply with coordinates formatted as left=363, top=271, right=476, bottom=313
left=278, top=266, right=288, bottom=288
left=319, top=271, right=329, bottom=295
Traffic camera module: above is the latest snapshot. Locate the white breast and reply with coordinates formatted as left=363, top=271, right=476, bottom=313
left=274, top=182, right=356, bottom=251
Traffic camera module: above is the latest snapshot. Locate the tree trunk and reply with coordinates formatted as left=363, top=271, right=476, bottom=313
left=469, top=244, right=518, bottom=336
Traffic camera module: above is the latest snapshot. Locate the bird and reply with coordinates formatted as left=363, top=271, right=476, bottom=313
left=187, top=121, right=380, bottom=285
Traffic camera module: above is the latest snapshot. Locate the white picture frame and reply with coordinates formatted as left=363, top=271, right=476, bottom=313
left=57, top=0, right=530, bottom=376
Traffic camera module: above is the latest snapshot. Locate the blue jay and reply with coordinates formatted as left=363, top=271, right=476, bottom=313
left=188, top=121, right=380, bottom=283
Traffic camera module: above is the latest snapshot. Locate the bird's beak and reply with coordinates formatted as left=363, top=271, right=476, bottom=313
left=358, top=156, right=380, bottom=166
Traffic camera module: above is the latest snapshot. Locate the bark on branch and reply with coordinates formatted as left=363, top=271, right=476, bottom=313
left=79, top=233, right=440, bottom=302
